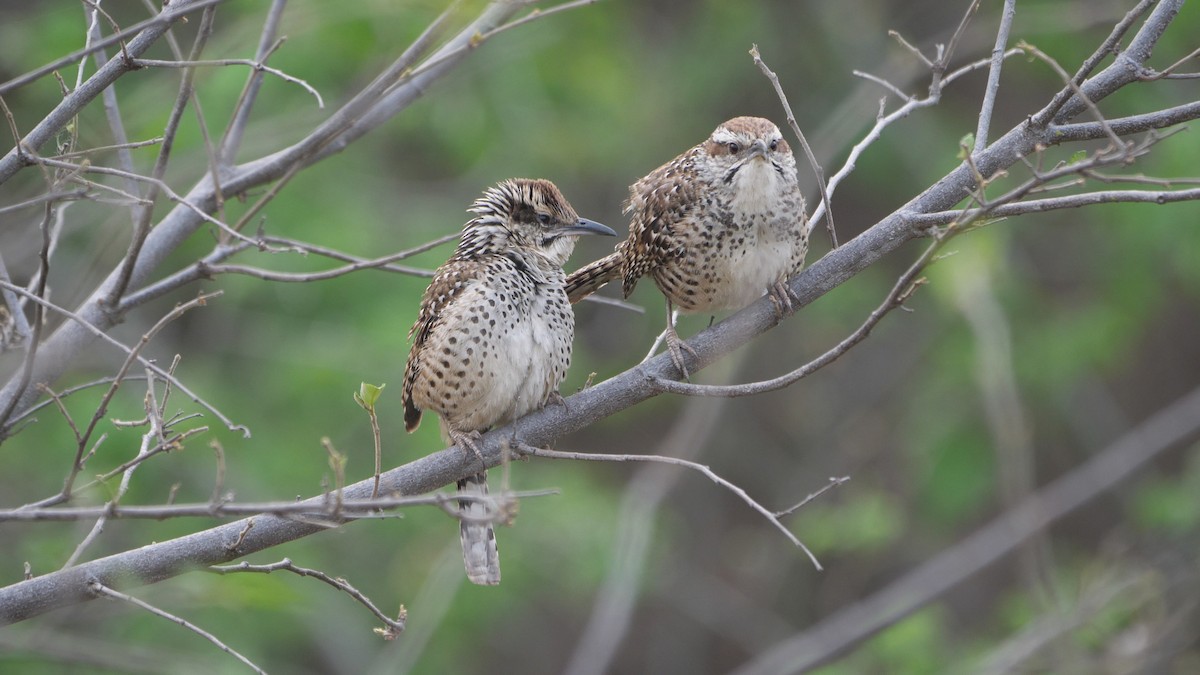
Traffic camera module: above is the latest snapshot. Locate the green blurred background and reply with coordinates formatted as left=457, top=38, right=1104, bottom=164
left=1, top=0, right=1198, bottom=672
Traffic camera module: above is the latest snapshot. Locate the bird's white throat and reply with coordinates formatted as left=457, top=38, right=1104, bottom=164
left=730, top=158, right=782, bottom=213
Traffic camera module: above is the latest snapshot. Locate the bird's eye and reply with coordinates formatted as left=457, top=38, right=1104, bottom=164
left=727, top=142, right=741, bottom=154
left=537, top=213, right=552, bottom=225
left=769, top=139, right=779, bottom=151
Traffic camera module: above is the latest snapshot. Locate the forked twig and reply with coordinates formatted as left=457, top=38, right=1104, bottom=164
left=517, top=443, right=826, bottom=571
left=208, top=558, right=406, bottom=639
left=88, top=580, right=266, bottom=674
left=750, top=45, right=837, bottom=247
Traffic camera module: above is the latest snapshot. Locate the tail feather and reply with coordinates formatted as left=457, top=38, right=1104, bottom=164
left=565, top=251, right=623, bottom=304
left=457, top=472, right=501, bottom=586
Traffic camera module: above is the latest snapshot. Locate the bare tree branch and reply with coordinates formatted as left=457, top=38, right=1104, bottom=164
left=107, top=6, right=220, bottom=304
left=566, top=389, right=733, bottom=675
left=218, top=0, right=290, bottom=167
left=0, top=0, right=226, bottom=97
left=518, top=443, right=825, bottom=570
left=133, top=57, right=324, bottom=109
left=729, top=383, right=1200, bottom=675
left=208, top=558, right=406, bottom=639
left=0, top=0, right=560, bottom=427
left=751, top=45, right=836, bottom=247
left=0, top=282, right=245, bottom=438
left=911, top=186, right=1200, bottom=225
left=973, top=0, right=1016, bottom=152
left=88, top=580, right=267, bottom=675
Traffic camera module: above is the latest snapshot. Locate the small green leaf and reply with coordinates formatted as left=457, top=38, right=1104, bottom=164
left=957, top=133, right=975, bottom=159
left=355, top=382, right=385, bottom=410
left=1069, top=149, right=1088, bottom=164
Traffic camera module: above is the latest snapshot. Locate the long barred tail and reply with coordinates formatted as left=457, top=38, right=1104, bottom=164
left=458, top=472, right=501, bottom=586
left=565, top=251, right=623, bottom=304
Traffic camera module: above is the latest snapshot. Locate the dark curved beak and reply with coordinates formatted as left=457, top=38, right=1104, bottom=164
left=559, top=217, right=616, bottom=237
left=748, top=139, right=769, bottom=159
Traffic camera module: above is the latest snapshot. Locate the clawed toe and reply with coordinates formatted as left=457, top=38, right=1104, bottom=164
left=451, top=430, right=486, bottom=471
left=665, top=329, right=698, bottom=380
left=546, top=390, right=568, bottom=413
left=768, top=278, right=797, bottom=319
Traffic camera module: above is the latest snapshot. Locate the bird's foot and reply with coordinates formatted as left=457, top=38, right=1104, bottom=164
left=768, top=277, right=798, bottom=319
left=665, top=325, right=699, bottom=381
left=546, top=390, right=569, bottom=413
left=450, top=429, right=486, bottom=471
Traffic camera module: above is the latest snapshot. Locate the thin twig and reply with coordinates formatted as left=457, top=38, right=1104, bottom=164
left=386, top=0, right=603, bottom=95
left=518, top=443, right=823, bottom=571
left=321, top=437, right=346, bottom=520
left=208, top=558, right=406, bottom=638
left=83, top=1, right=143, bottom=221
left=5, top=375, right=149, bottom=429
left=219, top=0, right=290, bottom=166
left=75, top=292, right=223, bottom=458
left=210, top=440, right=227, bottom=506
left=29, top=155, right=264, bottom=252
left=0, top=253, right=31, bottom=344
left=0, top=282, right=248, bottom=438
left=87, top=580, right=267, bottom=675
left=939, top=0, right=983, bottom=80
left=48, top=137, right=163, bottom=160
left=108, top=7, right=219, bottom=304
left=730, top=383, right=1200, bottom=675
left=259, top=231, right=457, bottom=267
left=1020, top=41, right=1124, bottom=150
left=0, top=189, right=90, bottom=215
left=134, top=58, right=324, bottom=108
left=751, top=45, right=835, bottom=247
left=1141, top=44, right=1200, bottom=80
left=1031, top=0, right=1156, bottom=127
left=974, top=0, right=1016, bottom=153
left=113, top=243, right=250, bottom=313
left=0, top=0, right=228, bottom=96
left=35, top=384, right=82, bottom=447
left=61, top=406, right=165, bottom=569
left=809, top=43, right=1024, bottom=231
left=202, top=250, right=439, bottom=282
left=910, top=186, right=1200, bottom=225
left=648, top=236, right=936, bottom=397
left=775, top=476, right=851, bottom=518
left=0, top=204, right=52, bottom=429
left=852, top=70, right=913, bottom=102
left=65, top=427, right=207, bottom=501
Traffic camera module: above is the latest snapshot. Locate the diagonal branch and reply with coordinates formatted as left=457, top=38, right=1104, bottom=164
left=88, top=580, right=267, bottom=674
left=0, top=0, right=225, bottom=181
left=729, top=382, right=1200, bottom=675
left=751, top=45, right=836, bottom=247
left=208, top=558, right=406, bottom=640
left=518, top=443, right=825, bottom=570
left=0, top=0, right=226, bottom=97
left=0, top=0, right=542, bottom=427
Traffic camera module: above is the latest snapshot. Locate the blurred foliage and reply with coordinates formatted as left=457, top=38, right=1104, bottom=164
left=1, top=0, right=1199, bottom=673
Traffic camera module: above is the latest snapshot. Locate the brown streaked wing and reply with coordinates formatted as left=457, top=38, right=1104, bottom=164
left=402, top=258, right=483, bottom=432
left=621, top=148, right=703, bottom=298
